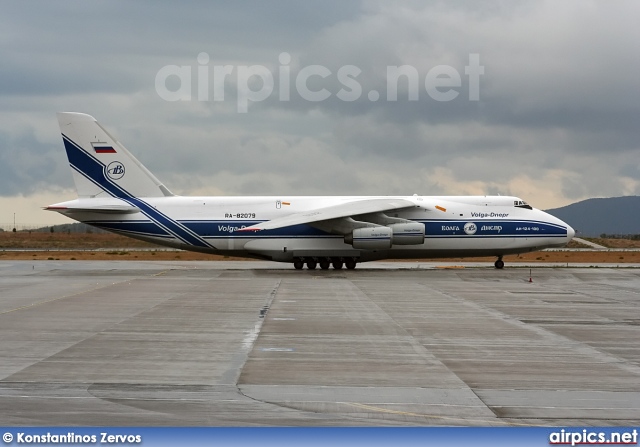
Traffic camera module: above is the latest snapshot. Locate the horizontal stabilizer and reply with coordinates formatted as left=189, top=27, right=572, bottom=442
left=44, top=198, right=140, bottom=215
left=45, top=204, right=140, bottom=214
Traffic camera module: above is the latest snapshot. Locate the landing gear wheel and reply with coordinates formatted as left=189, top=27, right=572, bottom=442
left=332, top=261, right=343, bottom=270
left=306, top=260, right=317, bottom=270
left=494, top=258, right=504, bottom=269
left=319, top=259, right=330, bottom=270
left=345, top=258, right=357, bottom=270
left=293, top=259, right=304, bottom=270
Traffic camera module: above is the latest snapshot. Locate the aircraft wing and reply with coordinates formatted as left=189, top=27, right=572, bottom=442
left=238, top=198, right=416, bottom=232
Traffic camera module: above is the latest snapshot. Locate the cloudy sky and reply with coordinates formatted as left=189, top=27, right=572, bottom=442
left=1, top=0, right=639, bottom=227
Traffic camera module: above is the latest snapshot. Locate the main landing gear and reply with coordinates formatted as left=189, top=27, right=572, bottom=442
left=293, top=257, right=357, bottom=270
left=494, top=257, right=505, bottom=269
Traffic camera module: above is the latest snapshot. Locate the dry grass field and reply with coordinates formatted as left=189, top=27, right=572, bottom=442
left=0, top=231, right=155, bottom=249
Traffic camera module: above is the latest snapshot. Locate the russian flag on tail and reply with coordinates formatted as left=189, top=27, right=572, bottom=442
left=91, top=142, right=116, bottom=153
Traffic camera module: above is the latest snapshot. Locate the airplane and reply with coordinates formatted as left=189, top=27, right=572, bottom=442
left=46, top=112, right=575, bottom=270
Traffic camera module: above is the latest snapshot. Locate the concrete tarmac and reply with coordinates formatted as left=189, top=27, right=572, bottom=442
left=0, top=261, right=639, bottom=426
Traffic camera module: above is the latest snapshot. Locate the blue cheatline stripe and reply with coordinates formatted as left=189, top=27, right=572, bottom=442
left=196, top=221, right=567, bottom=238
left=62, top=134, right=215, bottom=249
left=76, top=219, right=568, bottom=242
left=80, top=219, right=342, bottom=239
left=418, top=219, right=568, bottom=237
left=178, top=220, right=331, bottom=237
left=89, top=219, right=566, bottom=240
left=423, top=235, right=566, bottom=239
left=420, top=220, right=568, bottom=232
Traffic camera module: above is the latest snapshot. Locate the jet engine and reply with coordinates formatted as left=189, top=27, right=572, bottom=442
left=345, top=227, right=392, bottom=249
left=345, top=223, right=425, bottom=249
left=387, top=222, right=425, bottom=245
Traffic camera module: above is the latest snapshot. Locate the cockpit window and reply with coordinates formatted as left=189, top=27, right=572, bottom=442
left=514, top=200, right=532, bottom=210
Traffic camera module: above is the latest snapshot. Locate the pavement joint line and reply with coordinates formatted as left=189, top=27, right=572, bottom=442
left=220, top=279, right=282, bottom=385
left=342, top=402, right=557, bottom=427
left=342, top=402, right=526, bottom=426
left=0, top=395, right=226, bottom=403
left=428, top=282, right=640, bottom=377
left=0, top=269, right=169, bottom=316
left=348, top=280, right=472, bottom=391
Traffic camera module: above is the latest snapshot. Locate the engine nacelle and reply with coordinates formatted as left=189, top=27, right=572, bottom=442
left=389, top=222, right=425, bottom=245
left=345, top=227, right=392, bottom=249
left=345, top=223, right=425, bottom=249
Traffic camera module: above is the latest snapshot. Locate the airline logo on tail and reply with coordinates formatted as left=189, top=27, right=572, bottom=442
left=106, top=161, right=125, bottom=180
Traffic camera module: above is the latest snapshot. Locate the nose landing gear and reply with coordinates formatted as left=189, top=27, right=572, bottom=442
left=494, top=257, right=504, bottom=269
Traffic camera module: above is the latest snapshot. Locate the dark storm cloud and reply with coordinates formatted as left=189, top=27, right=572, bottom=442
left=0, top=130, right=72, bottom=195
left=0, top=1, right=362, bottom=96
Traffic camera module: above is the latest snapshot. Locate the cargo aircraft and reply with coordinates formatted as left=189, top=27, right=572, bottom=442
left=46, top=113, right=575, bottom=270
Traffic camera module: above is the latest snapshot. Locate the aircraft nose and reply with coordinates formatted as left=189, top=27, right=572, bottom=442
left=566, top=224, right=575, bottom=240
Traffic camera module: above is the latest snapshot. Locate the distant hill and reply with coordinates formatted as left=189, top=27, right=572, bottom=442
left=545, top=196, right=640, bottom=237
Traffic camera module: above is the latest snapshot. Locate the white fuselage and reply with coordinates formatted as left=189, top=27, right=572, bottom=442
left=52, top=194, right=574, bottom=262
